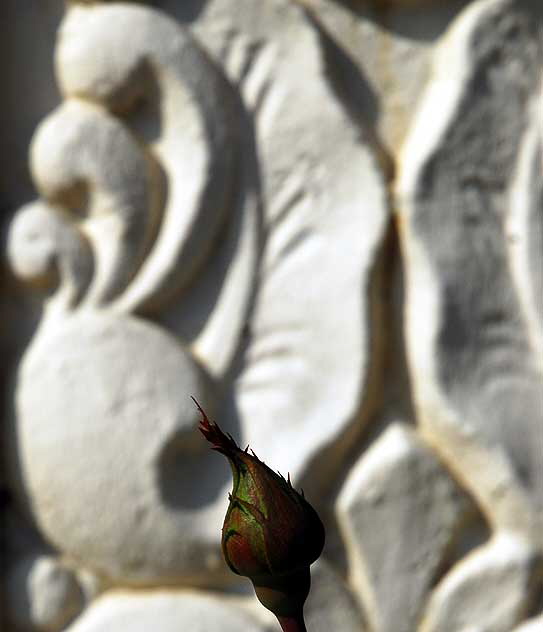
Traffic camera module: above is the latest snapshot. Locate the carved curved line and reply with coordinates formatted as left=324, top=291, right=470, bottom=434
left=7, top=200, right=93, bottom=311
left=398, top=0, right=543, bottom=530
left=506, top=90, right=543, bottom=368
left=30, top=99, right=154, bottom=306
left=56, top=4, right=242, bottom=313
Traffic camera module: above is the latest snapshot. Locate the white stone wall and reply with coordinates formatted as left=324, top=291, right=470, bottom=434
left=1, top=1, right=542, bottom=630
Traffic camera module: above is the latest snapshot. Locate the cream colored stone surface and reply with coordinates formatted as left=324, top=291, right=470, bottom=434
left=304, top=559, right=368, bottom=632
left=64, top=591, right=268, bottom=632
left=398, top=0, right=543, bottom=534
left=29, top=100, right=156, bottom=307
left=9, top=312, right=222, bottom=584
left=2, top=0, right=542, bottom=631
left=54, top=3, right=260, bottom=377
left=337, top=423, right=473, bottom=632
left=186, top=0, right=389, bottom=488
left=5, top=2, right=259, bottom=588
left=420, top=534, right=539, bottom=632
left=282, top=0, right=471, bottom=152
left=6, top=555, right=85, bottom=632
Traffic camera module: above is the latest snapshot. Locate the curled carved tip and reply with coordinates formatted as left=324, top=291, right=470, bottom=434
left=192, top=396, right=238, bottom=456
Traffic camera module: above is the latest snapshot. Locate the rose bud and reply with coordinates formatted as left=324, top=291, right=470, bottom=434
left=194, top=398, right=325, bottom=632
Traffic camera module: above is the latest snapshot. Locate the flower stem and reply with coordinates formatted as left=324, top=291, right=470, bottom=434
left=276, top=613, right=307, bottom=632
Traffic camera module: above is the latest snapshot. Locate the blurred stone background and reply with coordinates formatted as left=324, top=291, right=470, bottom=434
left=1, top=1, right=542, bottom=630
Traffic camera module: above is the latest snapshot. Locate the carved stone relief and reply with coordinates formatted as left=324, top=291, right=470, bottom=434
left=6, top=2, right=260, bottom=588
left=398, top=0, right=543, bottom=540
left=1, top=0, right=542, bottom=630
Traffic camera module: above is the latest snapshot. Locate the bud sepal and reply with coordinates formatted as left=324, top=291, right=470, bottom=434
left=195, top=398, right=325, bottom=632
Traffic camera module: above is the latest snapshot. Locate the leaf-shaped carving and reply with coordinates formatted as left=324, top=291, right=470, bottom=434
left=420, top=534, right=539, bottom=632
left=337, top=424, right=475, bottom=632
left=397, top=0, right=543, bottom=534
left=201, top=0, right=390, bottom=491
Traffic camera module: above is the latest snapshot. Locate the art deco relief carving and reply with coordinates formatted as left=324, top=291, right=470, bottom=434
left=6, top=3, right=260, bottom=588
left=2, top=0, right=542, bottom=630
left=399, top=0, right=543, bottom=536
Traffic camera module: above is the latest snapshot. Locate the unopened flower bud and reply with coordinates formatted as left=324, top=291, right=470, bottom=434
left=195, top=399, right=325, bottom=632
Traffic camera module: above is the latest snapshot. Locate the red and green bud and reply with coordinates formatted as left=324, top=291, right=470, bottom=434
left=195, top=398, right=325, bottom=632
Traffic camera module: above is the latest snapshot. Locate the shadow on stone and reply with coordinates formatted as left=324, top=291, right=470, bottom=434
left=157, top=392, right=242, bottom=511
left=330, top=0, right=472, bottom=43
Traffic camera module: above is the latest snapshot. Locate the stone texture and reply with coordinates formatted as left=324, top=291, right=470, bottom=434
left=185, top=0, right=389, bottom=491
left=304, top=558, right=368, bottom=632
left=2, top=0, right=542, bottom=630
left=8, top=312, right=228, bottom=585
left=6, top=555, right=84, bottom=631
left=28, top=100, right=155, bottom=307
left=7, top=199, right=94, bottom=313
left=6, top=2, right=259, bottom=587
left=506, top=88, right=543, bottom=373
left=51, top=3, right=260, bottom=378
left=420, top=534, right=539, bottom=632
left=336, top=423, right=472, bottom=632
left=64, top=591, right=268, bottom=632
left=56, top=3, right=241, bottom=315
left=397, top=0, right=543, bottom=532
left=235, top=0, right=471, bottom=153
